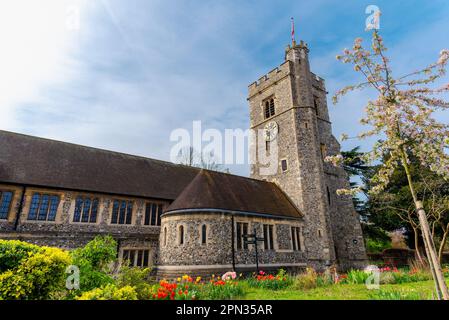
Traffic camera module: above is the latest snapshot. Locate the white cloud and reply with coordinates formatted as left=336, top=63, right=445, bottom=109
left=0, top=0, right=89, bottom=129
left=1, top=0, right=448, bottom=178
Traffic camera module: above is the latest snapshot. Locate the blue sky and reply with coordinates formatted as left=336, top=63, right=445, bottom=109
left=1, top=0, right=449, bottom=176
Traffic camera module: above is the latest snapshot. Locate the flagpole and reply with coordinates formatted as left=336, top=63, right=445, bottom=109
left=291, top=17, right=296, bottom=45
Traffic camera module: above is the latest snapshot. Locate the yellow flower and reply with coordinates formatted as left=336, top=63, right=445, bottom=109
left=196, top=276, right=201, bottom=282
left=177, top=277, right=181, bottom=282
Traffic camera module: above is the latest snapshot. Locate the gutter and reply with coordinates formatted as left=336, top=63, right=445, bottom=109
left=13, top=185, right=26, bottom=231
left=161, top=208, right=302, bottom=221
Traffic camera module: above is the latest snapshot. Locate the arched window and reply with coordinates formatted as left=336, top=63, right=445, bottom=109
left=163, top=227, right=167, bottom=246
left=178, top=225, right=184, bottom=245
left=264, top=98, right=275, bottom=119
left=201, top=224, right=207, bottom=244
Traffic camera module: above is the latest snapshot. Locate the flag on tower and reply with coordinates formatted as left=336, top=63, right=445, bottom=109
left=291, top=17, right=295, bottom=44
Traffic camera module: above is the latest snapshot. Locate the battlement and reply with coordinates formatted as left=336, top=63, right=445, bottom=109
left=248, top=60, right=291, bottom=97
left=310, top=72, right=326, bottom=90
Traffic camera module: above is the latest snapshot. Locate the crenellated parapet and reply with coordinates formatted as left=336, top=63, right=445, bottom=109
left=310, top=72, right=326, bottom=91
left=248, top=60, right=291, bottom=98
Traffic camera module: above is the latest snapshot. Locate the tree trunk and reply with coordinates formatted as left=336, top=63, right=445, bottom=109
left=413, top=226, right=424, bottom=264
left=401, top=149, right=448, bottom=300
left=416, top=204, right=448, bottom=299
left=438, top=227, right=449, bottom=265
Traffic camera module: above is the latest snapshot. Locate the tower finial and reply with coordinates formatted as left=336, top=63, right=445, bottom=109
left=291, top=17, right=296, bottom=45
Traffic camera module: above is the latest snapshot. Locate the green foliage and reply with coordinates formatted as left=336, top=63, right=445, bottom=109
left=0, top=244, right=71, bottom=300
left=76, top=284, right=137, bottom=300
left=342, top=268, right=433, bottom=287
left=365, top=238, right=392, bottom=253
left=0, top=240, right=40, bottom=272
left=379, top=272, right=395, bottom=284
left=71, top=235, right=117, bottom=270
left=293, top=268, right=324, bottom=290
left=115, top=265, right=152, bottom=300
left=345, top=270, right=370, bottom=285
left=69, top=235, right=117, bottom=295
left=369, top=289, right=428, bottom=300
left=390, top=270, right=432, bottom=284
left=203, top=281, right=244, bottom=300
left=247, top=269, right=293, bottom=290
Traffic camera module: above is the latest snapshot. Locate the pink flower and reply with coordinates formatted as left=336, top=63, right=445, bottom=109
left=222, top=271, right=237, bottom=281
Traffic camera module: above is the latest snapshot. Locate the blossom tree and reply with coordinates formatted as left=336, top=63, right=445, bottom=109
left=329, top=30, right=449, bottom=299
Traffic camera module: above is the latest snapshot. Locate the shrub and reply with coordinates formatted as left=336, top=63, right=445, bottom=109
left=293, top=268, right=318, bottom=290
left=115, top=265, right=152, bottom=300
left=70, top=236, right=117, bottom=294
left=247, top=269, right=292, bottom=290
left=0, top=245, right=71, bottom=300
left=379, top=272, right=395, bottom=284
left=365, top=238, right=391, bottom=254
left=0, top=240, right=40, bottom=272
left=76, top=284, right=137, bottom=300
left=71, top=235, right=117, bottom=270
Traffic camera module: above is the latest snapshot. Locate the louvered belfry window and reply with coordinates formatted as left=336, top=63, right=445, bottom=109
left=264, top=98, right=275, bottom=119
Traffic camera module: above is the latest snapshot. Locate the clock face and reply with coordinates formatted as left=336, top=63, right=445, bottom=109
left=264, top=121, right=278, bottom=142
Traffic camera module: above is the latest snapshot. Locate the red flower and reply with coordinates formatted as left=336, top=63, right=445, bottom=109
left=214, top=280, right=226, bottom=286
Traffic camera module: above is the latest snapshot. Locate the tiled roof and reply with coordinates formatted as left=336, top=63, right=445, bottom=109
left=166, top=169, right=303, bottom=219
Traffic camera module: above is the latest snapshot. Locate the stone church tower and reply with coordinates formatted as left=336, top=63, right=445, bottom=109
left=248, top=40, right=367, bottom=270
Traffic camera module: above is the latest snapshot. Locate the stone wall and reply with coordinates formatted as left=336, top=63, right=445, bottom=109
left=313, top=78, right=368, bottom=270
left=247, top=42, right=367, bottom=271
left=0, top=184, right=162, bottom=264
left=248, top=43, right=337, bottom=268
left=157, top=212, right=307, bottom=277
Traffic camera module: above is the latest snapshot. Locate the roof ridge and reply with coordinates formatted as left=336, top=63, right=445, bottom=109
left=197, top=167, right=277, bottom=186
left=0, top=129, right=198, bottom=170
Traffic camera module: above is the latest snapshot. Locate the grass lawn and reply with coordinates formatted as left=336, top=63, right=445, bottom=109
left=239, top=280, right=448, bottom=300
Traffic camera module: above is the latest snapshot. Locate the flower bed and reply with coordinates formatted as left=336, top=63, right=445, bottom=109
left=247, top=270, right=292, bottom=290
left=149, top=273, right=243, bottom=300
left=338, top=265, right=432, bottom=285
left=150, top=275, right=201, bottom=300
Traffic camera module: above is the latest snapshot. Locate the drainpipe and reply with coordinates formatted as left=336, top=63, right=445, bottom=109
left=13, top=186, right=26, bottom=231
left=231, top=215, right=236, bottom=271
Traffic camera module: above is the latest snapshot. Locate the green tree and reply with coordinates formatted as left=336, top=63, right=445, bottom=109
left=331, top=29, right=449, bottom=299
left=341, top=147, right=391, bottom=252
left=70, top=235, right=117, bottom=296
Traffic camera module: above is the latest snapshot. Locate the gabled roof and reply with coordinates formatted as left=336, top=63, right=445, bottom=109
left=0, top=130, right=199, bottom=200
left=0, top=130, right=303, bottom=219
left=166, top=170, right=303, bottom=219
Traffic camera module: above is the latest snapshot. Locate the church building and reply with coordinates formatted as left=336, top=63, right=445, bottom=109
left=0, top=40, right=367, bottom=276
